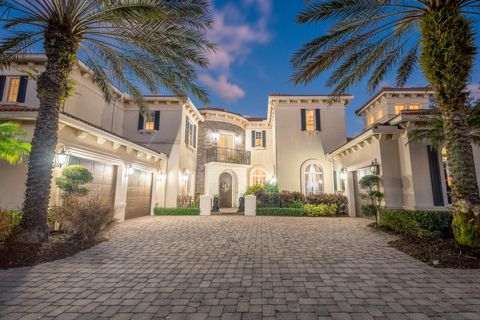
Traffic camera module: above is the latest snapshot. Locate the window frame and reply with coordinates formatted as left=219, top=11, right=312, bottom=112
left=305, top=110, right=316, bottom=132
left=251, top=167, right=267, bottom=186
left=185, top=117, right=197, bottom=149
left=394, top=104, right=405, bottom=115
left=6, top=77, right=20, bottom=102
left=144, top=111, right=156, bottom=131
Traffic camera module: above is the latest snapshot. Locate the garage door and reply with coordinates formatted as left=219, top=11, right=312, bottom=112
left=125, top=169, right=152, bottom=219
left=68, top=156, right=116, bottom=207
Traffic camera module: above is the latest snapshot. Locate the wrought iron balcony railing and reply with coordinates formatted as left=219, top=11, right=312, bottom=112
left=206, top=147, right=251, bottom=165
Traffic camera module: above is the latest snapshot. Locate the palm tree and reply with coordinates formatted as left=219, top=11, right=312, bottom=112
left=292, top=1, right=480, bottom=247
left=0, top=122, right=31, bottom=164
left=0, top=0, right=214, bottom=243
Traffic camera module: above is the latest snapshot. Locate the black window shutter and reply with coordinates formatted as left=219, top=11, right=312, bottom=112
left=193, top=125, right=197, bottom=148
left=16, top=76, right=28, bottom=103
left=315, top=109, right=321, bottom=131
left=427, top=146, right=444, bottom=206
left=251, top=131, right=256, bottom=147
left=333, top=171, right=338, bottom=192
left=185, top=116, right=189, bottom=144
left=138, top=113, right=144, bottom=130
left=0, top=76, right=6, bottom=101
left=154, top=111, right=160, bottom=130
left=301, top=109, right=306, bottom=131
left=262, top=130, right=266, bottom=148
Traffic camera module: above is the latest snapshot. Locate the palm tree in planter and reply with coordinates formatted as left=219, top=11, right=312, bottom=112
left=292, top=1, right=480, bottom=248
left=0, top=0, right=214, bottom=243
left=0, top=122, right=31, bottom=164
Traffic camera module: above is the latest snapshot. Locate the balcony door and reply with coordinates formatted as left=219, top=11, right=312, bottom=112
left=218, top=132, right=234, bottom=162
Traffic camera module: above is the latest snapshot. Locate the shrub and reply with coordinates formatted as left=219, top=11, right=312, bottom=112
left=304, top=204, right=338, bottom=217
left=246, top=184, right=264, bottom=195
left=50, top=194, right=113, bottom=242
left=280, top=191, right=304, bottom=207
left=0, top=209, right=22, bottom=243
left=379, top=209, right=453, bottom=239
left=55, top=165, right=93, bottom=195
left=256, top=208, right=305, bottom=216
left=154, top=207, right=200, bottom=215
left=305, top=194, right=348, bottom=214
left=361, top=204, right=377, bottom=217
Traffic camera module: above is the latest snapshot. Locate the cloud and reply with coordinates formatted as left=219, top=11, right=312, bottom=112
left=200, top=0, right=272, bottom=103
left=199, top=74, right=245, bottom=102
left=467, top=83, right=480, bottom=100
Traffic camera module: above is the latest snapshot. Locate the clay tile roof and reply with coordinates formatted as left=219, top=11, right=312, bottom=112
left=0, top=105, right=38, bottom=112
left=355, top=86, right=433, bottom=115
left=270, top=93, right=352, bottom=97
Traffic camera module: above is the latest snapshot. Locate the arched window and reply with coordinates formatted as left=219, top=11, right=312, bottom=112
left=251, top=168, right=266, bottom=186
left=304, top=164, right=323, bottom=195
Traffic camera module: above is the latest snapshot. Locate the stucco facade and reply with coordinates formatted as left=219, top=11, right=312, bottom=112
left=1, top=56, right=478, bottom=216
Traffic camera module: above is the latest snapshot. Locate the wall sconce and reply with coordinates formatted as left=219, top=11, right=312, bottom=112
left=210, top=131, right=219, bottom=141
left=339, top=168, right=347, bottom=180
left=369, top=160, right=380, bottom=175
left=181, top=171, right=189, bottom=183
left=234, top=135, right=242, bottom=144
left=157, top=172, right=166, bottom=183
left=126, top=166, right=134, bottom=176
left=270, top=176, right=277, bottom=184
left=55, top=147, right=69, bottom=168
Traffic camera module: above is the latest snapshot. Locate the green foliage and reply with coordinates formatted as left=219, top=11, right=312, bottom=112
left=55, top=165, right=93, bottom=195
left=50, top=194, right=113, bottom=242
left=359, top=175, right=381, bottom=190
left=359, top=174, right=383, bottom=222
left=379, top=209, right=453, bottom=239
left=0, top=122, right=31, bottom=165
left=285, top=200, right=304, bottom=209
left=280, top=191, right=304, bottom=207
left=246, top=185, right=264, bottom=196
left=304, top=204, right=338, bottom=217
left=256, top=208, right=305, bottom=217
left=361, top=204, right=377, bottom=217
left=0, top=0, right=215, bottom=104
left=305, top=193, right=348, bottom=214
left=264, top=183, right=279, bottom=194
left=452, top=213, right=480, bottom=248
left=0, top=209, right=22, bottom=243
left=154, top=208, right=200, bottom=216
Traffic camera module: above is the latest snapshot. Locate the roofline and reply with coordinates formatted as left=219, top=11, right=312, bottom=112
left=269, top=94, right=353, bottom=98
left=355, top=87, right=433, bottom=115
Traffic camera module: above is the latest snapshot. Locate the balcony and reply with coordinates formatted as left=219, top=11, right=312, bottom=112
left=206, top=147, right=251, bottom=165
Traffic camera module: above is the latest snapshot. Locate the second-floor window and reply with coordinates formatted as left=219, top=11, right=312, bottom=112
left=0, top=75, right=28, bottom=103
left=395, top=104, right=405, bottom=115
left=376, top=110, right=383, bottom=120
left=138, top=111, right=160, bottom=132
left=301, top=109, right=321, bottom=132
left=251, top=130, right=266, bottom=148
left=185, top=117, right=197, bottom=149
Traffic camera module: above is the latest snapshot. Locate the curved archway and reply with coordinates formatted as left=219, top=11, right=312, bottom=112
left=218, top=169, right=238, bottom=208
left=300, top=159, right=324, bottom=195
left=250, top=166, right=267, bottom=186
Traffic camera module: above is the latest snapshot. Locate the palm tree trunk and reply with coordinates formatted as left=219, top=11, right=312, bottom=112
left=16, top=25, right=79, bottom=243
left=420, top=7, right=480, bottom=248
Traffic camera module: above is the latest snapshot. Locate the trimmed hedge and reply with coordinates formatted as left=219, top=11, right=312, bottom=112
left=379, top=209, right=453, bottom=238
left=256, top=208, right=305, bottom=216
left=154, top=208, right=200, bottom=216
left=304, top=204, right=337, bottom=217
left=305, top=194, right=348, bottom=214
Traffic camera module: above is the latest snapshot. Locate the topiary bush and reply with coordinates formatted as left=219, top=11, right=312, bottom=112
left=305, top=194, right=348, bottom=214
left=304, top=204, right=338, bottom=217
left=55, top=165, right=93, bottom=195
left=154, top=207, right=200, bottom=215
left=379, top=209, right=453, bottom=239
left=0, top=209, right=22, bottom=243
left=256, top=208, right=305, bottom=216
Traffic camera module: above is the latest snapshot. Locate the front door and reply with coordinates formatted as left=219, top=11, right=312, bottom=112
left=219, top=172, right=233, bottom=208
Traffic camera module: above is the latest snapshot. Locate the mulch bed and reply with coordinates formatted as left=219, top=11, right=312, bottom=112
left=370, top=223, right=480, bottom=269
left=0, top=232, right=106, bottom=269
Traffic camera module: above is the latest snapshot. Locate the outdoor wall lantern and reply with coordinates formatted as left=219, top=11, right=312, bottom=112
left=210, top=131, right=219, bottom=142
left=270, top=176, right=277, bottom=184
left=369, top=160, right=380, bottom=175
left=157, top=172, right=166, bottom=183
left=339, top=168, right=347, bottom=180
left=181, top=171, right=189, bottom=183
left=55, top=147, right=69, bottom=168
left=126, top=166, right=134, bottom=176
left=234, top=135, right=242, bottom=144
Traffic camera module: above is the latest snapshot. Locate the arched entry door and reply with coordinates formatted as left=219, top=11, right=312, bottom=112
left=219, top=172, right=233, bottom=208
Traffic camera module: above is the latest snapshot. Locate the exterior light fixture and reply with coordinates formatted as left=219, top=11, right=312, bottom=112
left=211, top=132, right=219, bottom=141
left=55, top=147, right=69, bottom=168
left=181, top=171, right=189, bottom=182
left=339, top=168, right=347, bottom=180
left=157, top=172, right=166, bottom=183
left=234, top=135, right=242, bottom=144
left=126, top=166, right=134, bottom=176
left=270, top=176, right=277, bottom=184
left=369, top=160, right=379, bottom=175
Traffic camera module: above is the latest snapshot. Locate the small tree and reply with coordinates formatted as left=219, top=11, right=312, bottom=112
left=359, top=175, right=384, bottom=223
left=55, top=165, right=93, bottom=196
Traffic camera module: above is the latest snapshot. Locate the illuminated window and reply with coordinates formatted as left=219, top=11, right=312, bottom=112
left=252, top=168, right=266, bottom=186
left=306, top=110, right=315, bottom=132
left=441, top=147, right=452, bottom=204
left=304, top=164, right=323, bottom=195
left=376, top=109, right=383, bottom=120
left=368, top=115, right=375, bottom=125
left=394, top=104, right=405, bottom=115
left=255, top=131, right=262, bottom=147
left=144, top=111, right=155, bottom=131
left=409, top=104, right=421, bottom=110
left=7, top=77, right=20, bottom=102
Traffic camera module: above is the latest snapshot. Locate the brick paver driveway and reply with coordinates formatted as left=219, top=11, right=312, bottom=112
left=1, top=216, right=480, bottom=320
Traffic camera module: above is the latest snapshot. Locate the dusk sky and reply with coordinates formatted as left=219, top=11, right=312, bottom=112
left=196, top=0, right=480, bottom=137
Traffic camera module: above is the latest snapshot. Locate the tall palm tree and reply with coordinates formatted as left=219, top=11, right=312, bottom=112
left=0, top=0, right=214, bottom=243
left=0, top=121, right=31, bottom=164
left=292, top=1, right=480, bottom=248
